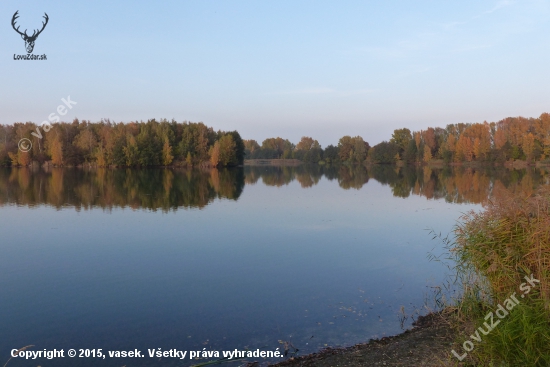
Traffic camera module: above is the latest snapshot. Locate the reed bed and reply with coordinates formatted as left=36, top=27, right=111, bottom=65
left=449, top=185, right=550, bottom=366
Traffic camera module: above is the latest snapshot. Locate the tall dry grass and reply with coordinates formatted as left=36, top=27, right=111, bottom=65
left=450, top=184, right=550, bottom=366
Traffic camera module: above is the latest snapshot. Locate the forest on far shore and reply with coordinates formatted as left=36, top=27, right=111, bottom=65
left=1, top=112, right=549, bottom=167
left=245, top=112, right=550, bottom=165
left=0, top=119, right=244, bottom=168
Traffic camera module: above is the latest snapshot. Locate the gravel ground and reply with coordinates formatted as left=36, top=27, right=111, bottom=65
left=264, top=311, right=471, bottom=367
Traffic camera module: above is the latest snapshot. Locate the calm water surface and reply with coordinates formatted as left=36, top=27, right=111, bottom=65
left=0, top=165, right=545, bottom=366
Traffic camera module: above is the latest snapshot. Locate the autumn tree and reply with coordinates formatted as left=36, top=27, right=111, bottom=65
left=210, top=141, right=220, bottom=166
left=338, top=136, right=354, bottom=161
left=244, top=139, right=260, bottom=158
left=337, top=136, right=368, bottom=163
left=46, top=127, right=64, bottom=166
left=294, top=136, right=322, bottom=163
left=218, top=134, right=237, bottom=166
left=73, top=128, right=97, bottom=162
left=390, top=128, right=412, bottom=151
left=423, top=145, right=432, bottom=162
left=422, top=128, right=437, bottom=154
left=522, top=133, right=535, bottom=161
left=352, top=136, right=368, bottom=163
left=162, top=137, right=174, bottom=166
left=296, top=136, right=316, bottom=151
left=8, top=150, right=31, bottom=166
left=414, top=132, right=421, bottom=150
left=261, top=137, right=293, bottom=159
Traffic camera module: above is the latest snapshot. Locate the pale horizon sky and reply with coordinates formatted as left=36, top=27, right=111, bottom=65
left=1, top=0, right=549, bottom=147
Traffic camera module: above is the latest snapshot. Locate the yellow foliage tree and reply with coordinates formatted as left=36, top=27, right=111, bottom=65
left=49, top=139, right=63, bottom=166
left=522, top=133, right=535, bottom=161
left=162, top=137, right=174, bottom=166
left=543, top=136, right=550, bottom=160
left=446, top=134, right=456, bottom=153
left=210, top=141, right=220, bottom=167
left=18, top=151, right=32, bottom=166
left=423, top=145, right=432, bottom=162
left=95, top=145, right=107, bottom=167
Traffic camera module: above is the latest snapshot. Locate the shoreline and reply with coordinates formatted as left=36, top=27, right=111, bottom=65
left=267, top=311, right=464, bottom=367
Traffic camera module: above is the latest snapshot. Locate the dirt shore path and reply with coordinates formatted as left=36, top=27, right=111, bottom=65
left=268, top=312, right=466, bottom=367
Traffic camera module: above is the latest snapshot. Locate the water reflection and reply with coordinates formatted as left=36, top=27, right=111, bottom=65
left=1, top=165, right=548, bottom=209
left=2, top=164, right=543, bottom=367
left=0, top=167, right=244, bottom=211
left=246, top=164, right=549, bottom=204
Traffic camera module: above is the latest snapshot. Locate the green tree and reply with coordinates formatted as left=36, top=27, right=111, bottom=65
left=218, top=134, right=237, bottom=166
left=323, top=145, right=339, bottom=163
left=227, top=131, right=245, bottom=165
left=123, top=134, right=139, bottom=166
left=244, top=139, right=260, bottom=159
left=368, top=141, right=400, bottom=164
left=390, top=128, right=412, bottom=151
left=352, top=136, right=368, bottom=163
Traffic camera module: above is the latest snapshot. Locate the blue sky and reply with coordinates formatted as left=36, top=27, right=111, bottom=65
left=1, top=0, right=549, bottom=147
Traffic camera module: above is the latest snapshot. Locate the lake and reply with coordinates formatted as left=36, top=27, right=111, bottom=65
left=0, top=165, right=545, bottom=366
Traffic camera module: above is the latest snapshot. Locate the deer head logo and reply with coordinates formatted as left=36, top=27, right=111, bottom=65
left=12, top=11, right=49, bottom=54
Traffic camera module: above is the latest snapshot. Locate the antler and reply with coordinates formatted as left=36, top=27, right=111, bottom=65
left=29, top=13, right=49, bottom=39
left=11, top=11, right=27, bottom=37
left=11, top=11, right=49, bottom=40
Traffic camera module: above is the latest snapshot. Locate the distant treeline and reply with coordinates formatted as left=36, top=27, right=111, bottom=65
left=0, top=119, right=244, bottom=168
left=4, top=112, right=549, bottom=167
left=246, top=112, right=550, bottom=165
left=371, top=112, right=550, bottom=164
left=244, top=136, right=369, bottom=164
